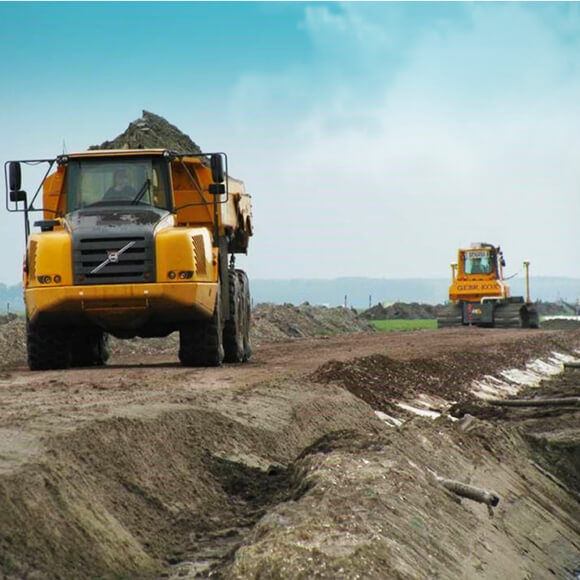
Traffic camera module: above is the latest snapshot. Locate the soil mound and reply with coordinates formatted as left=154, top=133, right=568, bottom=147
left=360, top=301, right=439, bottom=320
left=89, top=110, right=202, bottom=152
left=251, top=303, right=373, bottom=343
left=0, top=318, right=27, bottom=368
left=0, top=313, right=18, bottom=326
left=541, top=317, right=580, bottom=330
left=310, top=331, right=579, bottom=418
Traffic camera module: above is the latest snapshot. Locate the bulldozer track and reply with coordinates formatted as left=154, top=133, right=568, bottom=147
left=493, top=302, right=523, bottom=328
left=436, top=304, right=463, bottom=328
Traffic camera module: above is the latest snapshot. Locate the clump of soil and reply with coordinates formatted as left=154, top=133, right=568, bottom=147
left=89, top=110, right=202, bottom=153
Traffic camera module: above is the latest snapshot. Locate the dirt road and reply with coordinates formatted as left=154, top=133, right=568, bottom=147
left=1, top=327, right=579, bottom=579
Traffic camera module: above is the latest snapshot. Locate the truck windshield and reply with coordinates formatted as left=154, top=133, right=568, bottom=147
left=65, top=157, right=171, bottom=212
left=464, top=251, right=493, bottom=275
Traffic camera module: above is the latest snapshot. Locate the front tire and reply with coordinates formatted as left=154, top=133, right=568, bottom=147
left=179, top=287, right=224, bottom=367
left=27, top=322, right=72, bottom=371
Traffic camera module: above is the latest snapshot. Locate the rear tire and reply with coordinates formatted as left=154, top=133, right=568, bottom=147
left=27, top=322, right=71, bottom=371
left=179, top=287, right=224, bottom=367
left=71, top=329, right=110, bottom=367
left=237, top=269, right=252, bottom=361
left=223, top=270, right=245, bottom=363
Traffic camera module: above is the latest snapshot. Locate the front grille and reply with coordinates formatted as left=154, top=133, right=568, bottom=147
left=73, top=235, right=155, bottom=285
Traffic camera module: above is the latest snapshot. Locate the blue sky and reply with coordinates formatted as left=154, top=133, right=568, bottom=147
left=1, top=2, right=579, bottom=294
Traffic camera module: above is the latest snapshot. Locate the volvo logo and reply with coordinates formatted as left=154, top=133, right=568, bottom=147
left=107, top=250, right=121, bottom=264
left=91, top=241, right=136, bottom=274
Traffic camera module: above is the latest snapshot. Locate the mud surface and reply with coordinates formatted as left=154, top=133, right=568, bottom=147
left=0, top=326, right=579, bottom=579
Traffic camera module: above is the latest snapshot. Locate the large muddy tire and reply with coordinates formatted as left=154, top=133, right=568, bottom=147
left=27, top=322, right=71, bottom=371
left=493, top=303, right=522, bottom=328
left=71, top=329, right=110, bottom=367
left=437, top=305, right=463, bottom=328
left=237, top=269, right=252, bottom=362
left=179, top=287, right=224, bottom=367
left=223, top=270, right=245, bottom=363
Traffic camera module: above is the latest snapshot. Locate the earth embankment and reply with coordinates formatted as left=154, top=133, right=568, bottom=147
left=0, top=316, right=579, bottom=579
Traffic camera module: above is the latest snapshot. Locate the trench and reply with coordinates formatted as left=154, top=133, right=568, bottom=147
left=159, top=455, right=304, bottom=578
left=159, top=366, right=580, bottom=578
left=0, top=380, right=383, bottom=579
left=161, top=362, right=580, bottom=579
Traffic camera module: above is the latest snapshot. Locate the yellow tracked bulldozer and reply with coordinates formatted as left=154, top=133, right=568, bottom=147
left=437, top=243, right=539, bottom=329
left=5, top=148, right=253, bottom=370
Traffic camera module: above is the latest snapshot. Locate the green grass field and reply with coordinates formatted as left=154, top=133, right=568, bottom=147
left=371, top=319, right=437, bottom=332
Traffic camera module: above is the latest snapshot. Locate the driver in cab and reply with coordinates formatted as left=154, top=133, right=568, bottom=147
left=103, top=169, right=136, bottom=201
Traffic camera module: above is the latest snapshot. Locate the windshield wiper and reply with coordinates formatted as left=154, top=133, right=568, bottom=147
left=131, top=179, right=151, bottom=205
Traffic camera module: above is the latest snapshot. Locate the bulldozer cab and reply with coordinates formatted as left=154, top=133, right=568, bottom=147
left=462, top=250, right=494, bottom=276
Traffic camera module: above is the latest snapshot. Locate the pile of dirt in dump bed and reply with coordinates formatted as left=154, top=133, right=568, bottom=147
left=0, top=303, right=373, bottom=368
left=89, top=110, right=202, bottom=152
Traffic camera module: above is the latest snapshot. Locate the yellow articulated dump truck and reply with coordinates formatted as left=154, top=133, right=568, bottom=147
left=437, top=243, right=539, bottom=329
left=5, top=149, right=253, bottom=370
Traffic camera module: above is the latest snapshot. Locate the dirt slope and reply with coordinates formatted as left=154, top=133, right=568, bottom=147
left=0, top=328, right=579, bottom=579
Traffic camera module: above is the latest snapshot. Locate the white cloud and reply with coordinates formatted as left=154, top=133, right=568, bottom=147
left=225, top=3, right=580, bottom=280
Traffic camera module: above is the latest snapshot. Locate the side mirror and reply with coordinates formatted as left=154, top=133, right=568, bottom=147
left=10, top=190, right=27, bottom=203
left=210, top=154, right=224, bottom=183
left=8, top=162, right=27, bottom=203
left=9, top=161, right=22, bottom=191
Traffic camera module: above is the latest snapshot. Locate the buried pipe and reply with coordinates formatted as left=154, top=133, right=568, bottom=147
left=487, top=397, right=580, bottom=408
left=436, top=477, right=500, bottom=514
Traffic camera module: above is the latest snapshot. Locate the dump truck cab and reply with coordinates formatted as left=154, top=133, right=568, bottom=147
left=5, top=149, right=253, bottom=370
